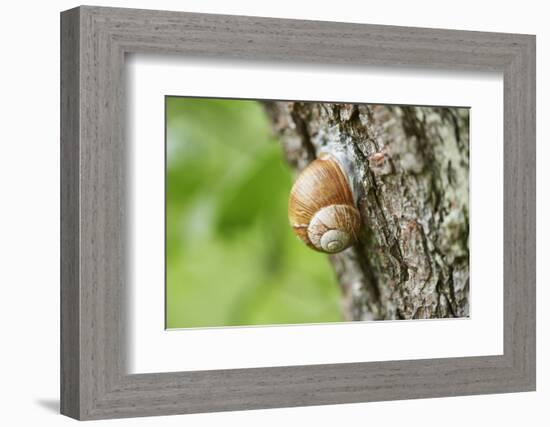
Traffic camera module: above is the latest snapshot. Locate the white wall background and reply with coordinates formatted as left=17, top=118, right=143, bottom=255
left=0, top=0, right=546, bottom=425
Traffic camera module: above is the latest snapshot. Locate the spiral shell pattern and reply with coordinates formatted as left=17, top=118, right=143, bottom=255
left=288, top=154, right=361, bottom=253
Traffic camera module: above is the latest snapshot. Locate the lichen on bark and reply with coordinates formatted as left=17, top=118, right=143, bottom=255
left=265, top=101, right=470, bottom=321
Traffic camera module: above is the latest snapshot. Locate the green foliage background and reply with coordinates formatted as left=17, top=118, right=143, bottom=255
left=166, top=97, right=342, bottom=328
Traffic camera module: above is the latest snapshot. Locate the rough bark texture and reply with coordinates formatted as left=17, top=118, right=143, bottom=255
left=266, top=102, right=470, bottom=321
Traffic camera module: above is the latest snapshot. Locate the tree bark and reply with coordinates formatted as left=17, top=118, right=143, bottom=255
left=266, top=102, right=470, bottom=321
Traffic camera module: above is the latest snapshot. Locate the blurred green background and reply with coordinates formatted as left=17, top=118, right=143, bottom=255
left=166, top=97, right=342, bottom=329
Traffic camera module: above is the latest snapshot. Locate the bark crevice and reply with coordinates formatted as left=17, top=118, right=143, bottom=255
left=266, top=102, right=470, bottom=320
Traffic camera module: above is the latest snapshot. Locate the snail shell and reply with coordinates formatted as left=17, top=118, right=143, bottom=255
left=288, top=153, right=361, bottom=253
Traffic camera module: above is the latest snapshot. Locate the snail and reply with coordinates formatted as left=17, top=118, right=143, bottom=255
left=288, top=151, right=361, bottom=254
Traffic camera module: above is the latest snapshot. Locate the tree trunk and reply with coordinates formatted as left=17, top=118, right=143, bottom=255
left=265, top=102, right=470, bottom=321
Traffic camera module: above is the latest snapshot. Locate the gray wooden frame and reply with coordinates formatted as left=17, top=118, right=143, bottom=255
left=60, top=5, right=536, bottom=420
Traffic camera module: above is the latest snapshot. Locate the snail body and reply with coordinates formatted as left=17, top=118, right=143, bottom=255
left=288, top=153, right=361, bottom=253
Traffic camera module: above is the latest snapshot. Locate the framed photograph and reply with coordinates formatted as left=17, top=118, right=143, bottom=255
left=60, top=6, right=536, bottom=420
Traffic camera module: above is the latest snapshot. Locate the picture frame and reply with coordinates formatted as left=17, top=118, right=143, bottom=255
left=60, top=5, right=536, bottom=420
